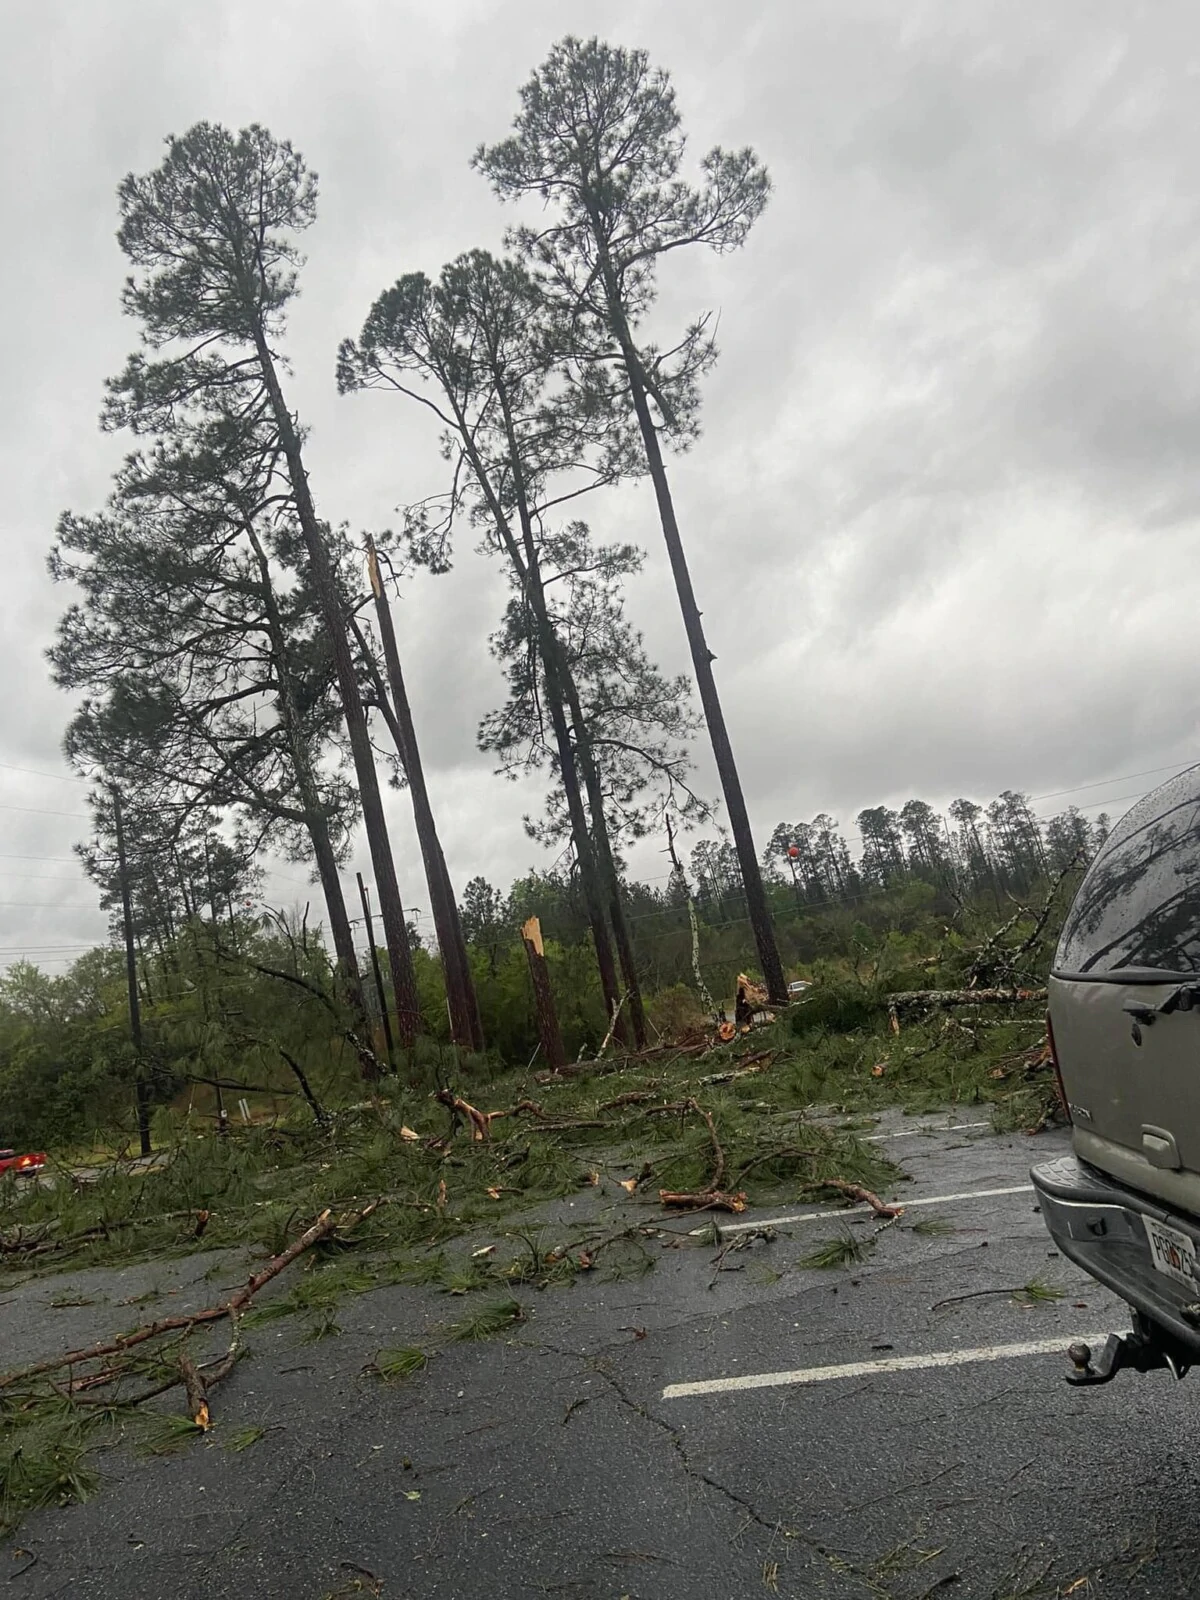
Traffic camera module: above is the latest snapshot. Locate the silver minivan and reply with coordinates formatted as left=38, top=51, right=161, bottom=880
left=1032, top=765, right=1200, bottom=1385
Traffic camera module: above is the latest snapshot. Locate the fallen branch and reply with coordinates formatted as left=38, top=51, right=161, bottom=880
left=599, top=1090, right=662, bottom=1111
left=735, top=1146, right=820, bottom=1183
left=930, top=1282, right=1062, bottom=1312
left=646, top=1099, right=728, bottom=1189
left=2, top=1208, right=216, bottom=1258
left=695, top=1049, right=777, bottom=1087
left=658, top=1189, right=748, bottom=1214
left=534, top=1039, right=710, bottom=1084
left=510, top=1099, right=606, bottom=1131
left=597, top=994, right=626, bottom=1060
left=645, top=1098, right=748, bottom=1214
left=212, top=942, right=387, bottom=1081
left=0, top=1204, right=361, bottom=1391
left=436, top=1089, right=506, bottom=1142
left=709, top=1226, right=777, bottom=1288
left=814, top=1179, right=903, bottom=1219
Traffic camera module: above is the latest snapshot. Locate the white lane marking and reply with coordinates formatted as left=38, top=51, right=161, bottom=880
left=701, top=1183, right=1034, bottom=1236
left=865, top=1121, right=991, bottom=1142
left=661, top=1334, right=1109, bottom=1400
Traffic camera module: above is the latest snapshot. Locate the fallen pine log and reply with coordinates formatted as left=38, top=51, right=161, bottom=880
left=535, top=1039, right=713, bottom=1084
left=695, top=1049, right=777, bottom=1087
left=887, top=987, right=1047, bottom=1010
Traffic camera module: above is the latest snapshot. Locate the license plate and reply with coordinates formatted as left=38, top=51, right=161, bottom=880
left=1142, top=1216, right=1198, bottom=1287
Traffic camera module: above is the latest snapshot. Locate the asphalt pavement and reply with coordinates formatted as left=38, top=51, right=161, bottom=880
left=6, top=1111, right=1198, bottom=1599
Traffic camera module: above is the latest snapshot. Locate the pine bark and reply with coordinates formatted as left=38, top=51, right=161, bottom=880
left=521, top=916, right=566, bottom=1073
left=593, top=262, right=787, bottom=1006
left=250, top=327, right=422, bottom=1053
left=364, top=540, right=484, bottom=1052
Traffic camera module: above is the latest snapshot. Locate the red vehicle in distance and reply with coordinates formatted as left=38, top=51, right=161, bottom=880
left=0, top=1149, right=46, bottom=1177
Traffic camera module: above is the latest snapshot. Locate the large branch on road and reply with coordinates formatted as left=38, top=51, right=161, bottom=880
left=0, top=1204, right=373, bottom=1391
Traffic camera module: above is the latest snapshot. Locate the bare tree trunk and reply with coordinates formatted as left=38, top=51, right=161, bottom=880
left=665, top=810, right=717, bottom=1019
left=356, top=871, right=396, bottom=1070
left=250, top=327, right=422, bottom=1052
left=113, top=786, right=152, bottom=1158
left=244, top=522, right=376, bottom=1073
left=491, top=393, right=629, bottom=1045
left=362, top=540, right=484, bottom=1052
left=597, top=283, right=787, bottom=1006
left=432, top=379, right=624, bottom=1034
left=561, top=675, right=648, bottom=1049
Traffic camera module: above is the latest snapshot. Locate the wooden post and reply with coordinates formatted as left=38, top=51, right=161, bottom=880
left=112, top=786, right=152, bottom=1158
left=521, top=916, right=565, bottom=1074
left=357, top=872, right=397, bottom=1072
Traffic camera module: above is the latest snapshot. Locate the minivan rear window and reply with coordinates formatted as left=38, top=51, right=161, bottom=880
left=1055, top=765, right=1200, bottom=976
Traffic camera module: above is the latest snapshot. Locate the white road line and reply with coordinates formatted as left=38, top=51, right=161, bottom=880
left=865, top=1121, right=992, bottom=1142
left=702, top=1183, right=1034, bottom=1236
left=661, top=1334, right=1109, bottom=1400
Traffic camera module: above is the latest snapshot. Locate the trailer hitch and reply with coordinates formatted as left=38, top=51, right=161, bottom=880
left=1067, top=1320, right=1191, bottom=1386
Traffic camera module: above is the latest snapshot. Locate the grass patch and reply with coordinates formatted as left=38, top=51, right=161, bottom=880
left=911, top=1216, right=955, bottom=1237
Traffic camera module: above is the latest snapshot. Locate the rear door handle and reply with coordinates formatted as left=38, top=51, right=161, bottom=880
left=1143, top=1126, right=1183, bottom=1170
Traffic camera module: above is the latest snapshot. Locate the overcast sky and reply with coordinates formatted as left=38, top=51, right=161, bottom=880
left=3, top=0, right=1199, bottom=971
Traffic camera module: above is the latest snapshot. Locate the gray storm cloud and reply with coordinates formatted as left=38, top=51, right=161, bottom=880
left=2, top=0, right=1198, bottom=964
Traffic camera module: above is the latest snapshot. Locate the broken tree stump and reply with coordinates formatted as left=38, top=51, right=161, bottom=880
left=522, top=916, right=566, bottom=1074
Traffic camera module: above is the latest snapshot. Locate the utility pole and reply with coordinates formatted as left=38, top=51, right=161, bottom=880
left=112, top=785, right=152, bottom=1158
left=357, top=873, right=397, bottom=1071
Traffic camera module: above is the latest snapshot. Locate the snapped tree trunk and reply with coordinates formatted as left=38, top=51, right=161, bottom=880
left=363, top=539, right=484, bottom=1052
left=250, top=326, right=422, bottom=1053
left=521, top=916, right=565, bottom=1073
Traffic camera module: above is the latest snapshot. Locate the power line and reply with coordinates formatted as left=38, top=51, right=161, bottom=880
left=1028, top=760, right=1197, bottom=803
left=0, top=871, right=88, bottom=882
left=0, top=934, right=98, bottom=947
left=0, top=900, right=99, bottom=910
left=0, top=853, right=81, bottom=863
left=0, top=802, right=90, bottom=819
left=1033, top=788, right=1155, bottom=821
left=0, top=760, right=88, bottom=785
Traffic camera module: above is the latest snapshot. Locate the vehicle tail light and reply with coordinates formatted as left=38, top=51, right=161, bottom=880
left=1046, top=1010, right=1071, bottom=1124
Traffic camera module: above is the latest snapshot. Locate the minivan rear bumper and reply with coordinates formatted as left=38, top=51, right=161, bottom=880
left=1031, top=1153, right=1200, bottom=1362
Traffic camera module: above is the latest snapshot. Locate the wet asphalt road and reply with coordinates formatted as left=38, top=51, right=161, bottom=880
left=5, top=1113, right=1198, bottom=1600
